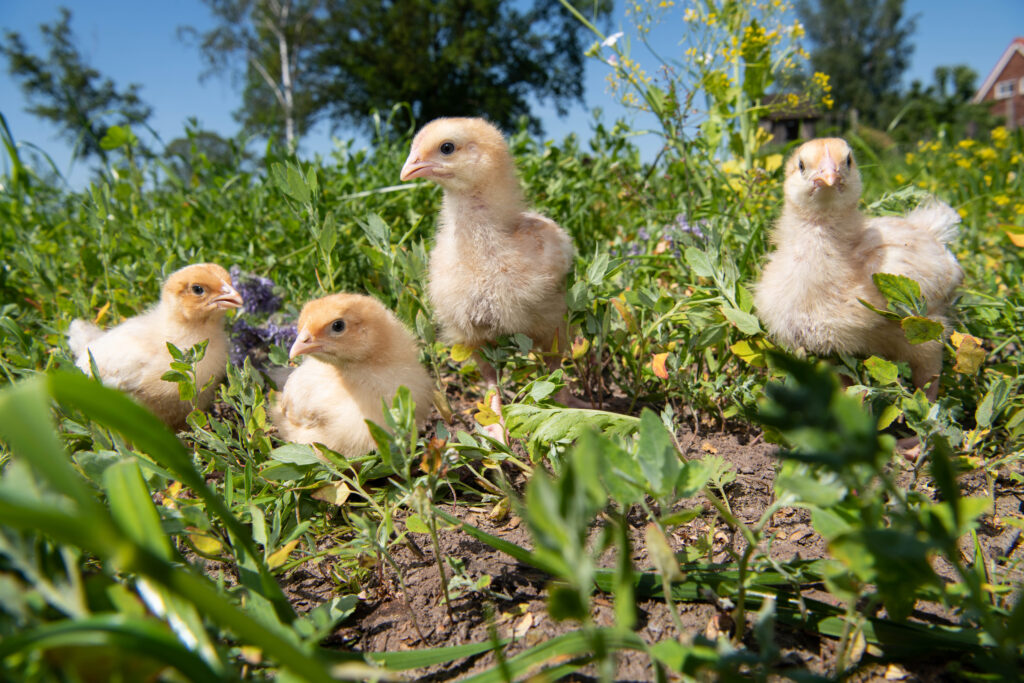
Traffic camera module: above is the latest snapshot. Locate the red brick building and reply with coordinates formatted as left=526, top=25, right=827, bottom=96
left=972, top=37, right=1024, bottom=129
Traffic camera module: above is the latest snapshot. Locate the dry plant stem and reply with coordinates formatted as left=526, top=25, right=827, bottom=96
left=377, top=546, right=428, bottom=643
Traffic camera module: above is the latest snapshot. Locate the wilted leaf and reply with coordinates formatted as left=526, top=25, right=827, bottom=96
left=1004, top=229, right=1024, bottom=247
left=951, top=332, right=986, bottom=374
left=611, top=296, right=636, bottom=332
left=571, top=336, right=590, bottom=360
left=474, top=392, right=501, bottom=427
left=729, top=338, right=772, bottom=367
left=188, top=531, right=223, bottom=556
left=267, top=539, right=300, bottom=569
left=651, top=352, right=669, bottom=379
left=312, top=481, right=350, bottom=506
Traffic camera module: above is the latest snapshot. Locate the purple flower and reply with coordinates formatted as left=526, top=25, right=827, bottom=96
left=230, top=265, right=282, bottom=315
left=671, top=215, right=706, bottom=241
left=637, top=227, right=650, bottom=241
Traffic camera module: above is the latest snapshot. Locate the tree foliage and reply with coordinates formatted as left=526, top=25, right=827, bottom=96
left=180, top=0, right=324, bottom=149
left=0, top=7, right=152, bottom=163
left=312, top=0, right=611, bottom=136
left=891, top=65, right=997, bottom=142
left=796, top=0, right=916, bottom=127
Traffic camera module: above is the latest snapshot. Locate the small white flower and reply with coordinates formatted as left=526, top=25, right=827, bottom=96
left=601, top=32, right=623, bottom=48
left=607, top=55, right=619, bottom=67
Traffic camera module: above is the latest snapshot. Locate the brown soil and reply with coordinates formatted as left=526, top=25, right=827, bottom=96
left=269, top=399, right=1024, bottom=682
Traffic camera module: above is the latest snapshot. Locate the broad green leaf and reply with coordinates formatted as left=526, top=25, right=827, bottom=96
left=504, top=404, right=640, bottom=446
left=269, top=443, right=322, bottom=466
left=876, top=404, right=902, bottom=430
left=685, top=247, right=714, bottom=278
left=872, top=272, right=925, bottom=315
left=404, top=513, right=430, bottom=534
left=722, top=306, right=762, bottom=335
left=635, top=409, right=680, bottom=499
left=864, top=356, right=898, bottom=385
left=901, top=316, right=943, bottom=344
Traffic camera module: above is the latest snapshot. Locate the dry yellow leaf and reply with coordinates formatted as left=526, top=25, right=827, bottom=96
left=312, top=481, right=351, bottom=507
left=93, top=301, right=111, bottom=324
left=651, top=352, right=669, bottom=379
left=188, top=531, right=223, bottom=556
left=267, top=539, right=300, bottom=569
left=1005, top=230, right=1024, bottom=247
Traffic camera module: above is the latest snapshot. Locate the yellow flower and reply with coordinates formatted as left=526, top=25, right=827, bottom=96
left=1015, top=203, right=1024, bottom=215
left=893, top=173, right=906, bottom=184
left=984, top=174, right=992, bottom=186
left=958, top=139, right=976, bottom=149
left=956, top=158, right=971, bottom=169
left=957, top=207, right=968, bottom=219
left=904, top=152, right=915, bottom=164
left=993, top=194, right=1010, bottom=206
left=992, top=126, right=1009, bottom=147
left=977, top=148, right=998, bottom=162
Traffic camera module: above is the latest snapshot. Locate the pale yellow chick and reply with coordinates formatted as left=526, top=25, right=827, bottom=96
left=272, top=293, right=434, bottom=457
left=754, top=138, right=962, bottom=398
left=68, top=263, right=243, bottom=428
left=400, top=117, right=575, bottom=410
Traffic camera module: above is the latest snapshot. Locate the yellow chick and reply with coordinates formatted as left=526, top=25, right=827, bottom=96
left=400, top=117, right=576, bottom=413
left=272, top=293, right=434, bottom=457
left=754, top=138, right=962, bottom=399
left=68, top=263, right=243, bottom=428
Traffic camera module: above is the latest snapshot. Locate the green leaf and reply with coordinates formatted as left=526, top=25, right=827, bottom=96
left=269, top=443, right=322, bottom=466
left=722, top=306, right=762, bottom=335
left=99, top=125, right=134, bottom=150
left=864, top=356, right=899, bottom=385
left=585, top=250, right=610, bottom=285
left=504, top=404, right=640, bottom=447
left=405, top=514, right=430, bottom=534
left=872, top=272, right=926, bottom=315
left=529, top=380, right=557, bottom=402
left=104, top=461, right=173, bottom=561
left=877, top=403, right=902, bottom=430
left=547, top=583, right=588, bottom=621
left=685, top=247, right=714, bottom=278
left=901, top=316, right=943, bottom=344
left=635, top=409, right=680, bottom=500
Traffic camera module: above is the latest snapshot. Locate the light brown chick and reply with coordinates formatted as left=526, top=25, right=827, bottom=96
left=400, top=117, right=575, bottom=408
left=68, top=263, right=243, bottom=428
left=754, top=138, right=962, bottom=398
left=272, top=293, right=435, bottom=457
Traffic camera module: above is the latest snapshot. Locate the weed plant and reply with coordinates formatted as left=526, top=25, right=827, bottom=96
left=1, top=1, right=1023, bottom=679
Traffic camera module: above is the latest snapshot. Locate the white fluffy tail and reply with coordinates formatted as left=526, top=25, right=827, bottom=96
left=906, top=199, right=960, bottom=245
left=67, top=319, right=103, bottom=360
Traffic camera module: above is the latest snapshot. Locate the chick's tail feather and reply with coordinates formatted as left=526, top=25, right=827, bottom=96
left=907, top=199, right=960, bottom=245
left=68, top=319, right=103, bottom=359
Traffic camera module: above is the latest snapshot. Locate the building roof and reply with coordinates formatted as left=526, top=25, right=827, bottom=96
left=972, top=37, right=1024, bottom=104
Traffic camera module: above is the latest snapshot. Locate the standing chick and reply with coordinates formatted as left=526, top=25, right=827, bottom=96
left=68, top=263, right=243, bottom=428
left=399, top=117, right=576, bottom=415
left=272, top=293, right=434, bottom=457
left=754, top=138, right=962, bottom=399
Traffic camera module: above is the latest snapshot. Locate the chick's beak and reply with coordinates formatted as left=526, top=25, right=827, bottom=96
left=289, top=328, right=321, bottom=360
left=212, top=285, right=244, bottom=310
left=400, top=152, right=435, bottom=181
left=812, top=158, right=840, bottom=188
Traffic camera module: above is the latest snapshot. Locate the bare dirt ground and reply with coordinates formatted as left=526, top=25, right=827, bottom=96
left=271, top=406, right=1024, bottom=682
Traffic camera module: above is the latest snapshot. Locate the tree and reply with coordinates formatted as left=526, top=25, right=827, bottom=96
left=0, top=7, right=152, bottom=163
left=795, top=0, right=917, bottom=128
left=891, top=65, right=996, bottom=142
left=180, top=0, right=324, bottom=149
left=311, top=0, right=612, bottom=136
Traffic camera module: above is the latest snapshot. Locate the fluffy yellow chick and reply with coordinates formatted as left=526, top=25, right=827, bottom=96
left=272, top=293, right=434, bottom=457
left=68, top=263, right=243, bottom=428
left=400, top=117, right=576, bottom=413
left=754, top=138, right=963, bottom=399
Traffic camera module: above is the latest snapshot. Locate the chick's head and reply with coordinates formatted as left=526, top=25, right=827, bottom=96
left=289, top=293, right=395, bottom=365
left=784, top=138, right=862, bottom=213
left=163, top=264, right=243, bottom=323
left=399, top=117, right=514, bottom=193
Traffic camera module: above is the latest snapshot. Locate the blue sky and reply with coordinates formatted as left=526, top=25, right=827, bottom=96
left=1, top=0, right=1022, bottom=187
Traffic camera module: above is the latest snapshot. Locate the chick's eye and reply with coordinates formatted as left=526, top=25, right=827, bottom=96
left=846, top=154, right=853, bottom=168
left=439, top=141, right=455, bottom=155
left=330, top=319, right=346, bottom=333
left=798, top=160, right=805, bottom=172
left=191, top=284, right=205, bottom=296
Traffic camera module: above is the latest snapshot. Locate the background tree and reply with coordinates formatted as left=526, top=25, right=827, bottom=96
left=180, top=0, right=324, bottom=149
left=0, top=7, right=152, bottom=164
left=311, top=0, right=612, bottom=136
left=796, top=0, right=917, bottom=128
left=890, top=64, right=996, bottom=142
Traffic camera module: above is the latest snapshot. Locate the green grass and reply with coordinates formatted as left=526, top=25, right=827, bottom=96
left=1, top=109, right=1023, bottom=681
